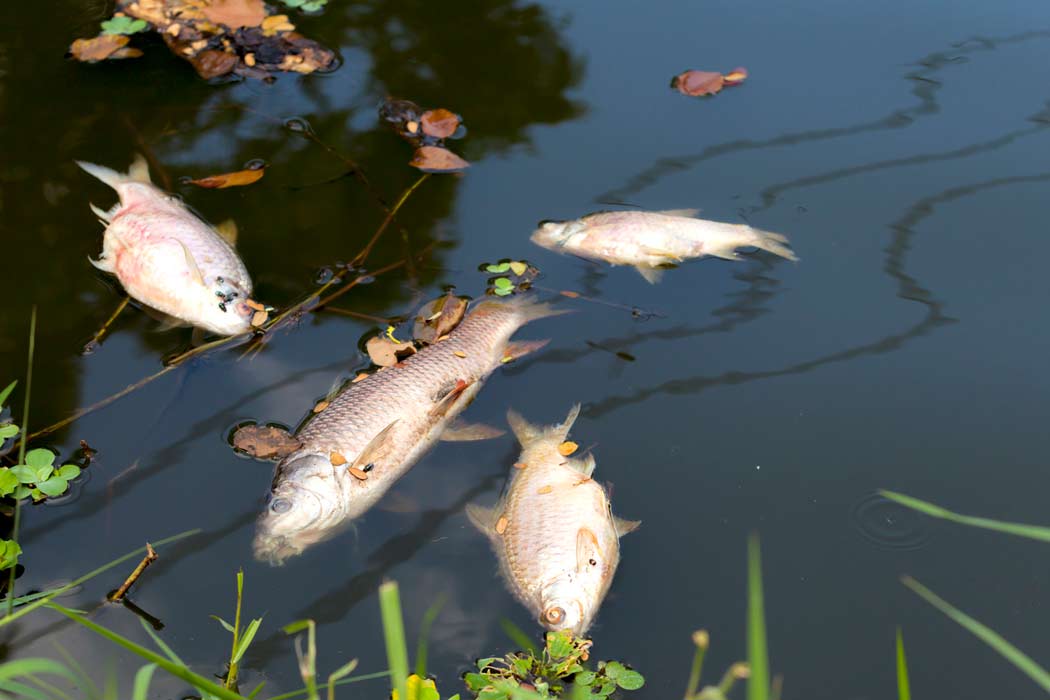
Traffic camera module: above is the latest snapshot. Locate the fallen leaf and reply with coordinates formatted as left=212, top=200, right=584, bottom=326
left=101, top=16, right=150, bottom=35
left=409, top=146, right=470, bottom=173
left=186, top=167, right=266, bottom=188
left=313, top=400, right=329, bottom=413
left=329, top=451, right=347, bottom=466
left=110, top=46, right=145, bottom=59
left=348, top=466, right=369, bottom=480
left=420, top=109, right=460, bottom=139
left=261, top=14, right=295, bottom=36
left=246, top=299, right=267, bottom=311
left=366, top=335, right=416, bottom=367
left=250, top=310, right=268, bottom=327
left=509, top=261, right=528, bottom=276
left=558, top=441, right=578, bottom=456
left=496, top=516, right=509, bottom=534
left=413, top=292, right=468, bottom=344
left=723, top=66, right=748, bottom=85
left=70, top=34, right=131, bottom=62
left=202, top=0, right=267, bottom=28
left=231, top=423, right=301, bottom=460
left=188, top=48, right=239, bottom=80
left=671, top=70, right=725, bottom=97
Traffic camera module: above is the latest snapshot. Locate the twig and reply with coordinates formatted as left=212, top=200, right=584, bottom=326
left=350, top=173, right=430, bottom=268
left=83, top=296, right=130, bottom=353
left=533, top=284, right=666, bottom=320
left=108, top=543, right=157, bottom=602
left=316, top=307, right=392, bottom=324
left=5, top=307, right=35, bottom=614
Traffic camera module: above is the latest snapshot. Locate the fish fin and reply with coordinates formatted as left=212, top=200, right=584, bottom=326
left=466, top=503, right=499, bottom=535
left=127, top=154, right=152, bottom=184
left=507, top=403, right=581, bottom=448
left=567, top=453, right=596, bottom=477
left=89, top=202, right=120, bottom=223
left=348, top=420, right=400, bottom=472
left=473, top=296, right=574, bottom=324
left=502, top=339, right=550, bottom=363
left=441, top=420, right=505, bottom=442
left=747, top=227, right=799, bottom=262
left=158, top=315, right=190, bottom=332
left=576, top=527, right=602, bottom=573
left=614, top=516, right=642, bottom=537
left=88, top=255, right=114, bottom=274
left=190, top=327, right=208, bottom=345
left=176, top=240, right=206, bottom=286
left=430, top=379, right=474, bottom=420
left=76, top=160, right=125, bottom=190
left=215, top=218, right=239, bottom=247
left=708, top=248, right=743, bottom=262
left=635, top=265, right=665, bottom=284
left=655, top=208, right=701, bottom=218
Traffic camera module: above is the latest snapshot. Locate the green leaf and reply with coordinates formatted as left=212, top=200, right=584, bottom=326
left=30, top=488, right=44, bottom=502
left=132, top=663, right=158, bottom=700
left=10, top=465, right=38, bottom=484
left=601, top=662, right=625, bottom=680
left=25, top=448, right=55, bottom=470
left=210, top=615, right=235, bottom=633
left=880, top=490, right=1050, bottom=543
left=0, top=380, right=16, bottom=409
left=301, top=0, right=327, bottom=10
left=747, top=533, right=770, bottom=700
left=903, top=576, right=1050, bottom=692
left=614, top=671, right=644, bottom=690
left=231, top=617, right=263, bottom=664
left=494, top=277, right=514, bottom=290
left=546, top=630, right=574, bottom=660
left=896, top=628, right=910, bottom=700
left=12, top=484, right=32, bottom=500
left=0, top=540, right=22, bottom=570
left=57, top=464, right=81, bottom=480
left=0, top=424, right=18, bottom=439
left=574, top=671, right=596, bottom=686
left=36, top=476, right=69, bottom=497
left=0, top=468, right=18, bottom=495
left=511, top=656, right=532, bottom=678
left=594, top=680, right=616, bottom=696
left=477, top=657, right=501, bottom=670
left=379, top=581, right=409, bottom=700
left=100, top=16, right=149, bottom=35
left=283, top=0, right=306, bottom=6
left=493, top=287, right=514, bottom=297
left=486, top=263, right=511, bottom=273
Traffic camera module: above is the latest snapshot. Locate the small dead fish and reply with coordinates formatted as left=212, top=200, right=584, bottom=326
left=467, top=405, right=639, bottom=635
left=77, top=155, right=259, bottom=336
left=253, top=296, right=567, bottom=565
left=531, top=209, right=798, bottom=283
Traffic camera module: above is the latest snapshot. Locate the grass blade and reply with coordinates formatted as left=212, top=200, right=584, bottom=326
left=326, top=658, right=359, bottom=700
left=0, top=679, right=53, bottom=700
left=881, top=490, right=1050, bottom=543
left=896, top=628, right=910, bottom=700
left=53, top=642, right=101, bottom=700
left=378, top=581, right=409, bottom=700
left=498, top=618, right=539, bottom=656
left=747, top=533, right=769, bottom=700
left=415, top=593, right=446, bottom=678
left=903, top=576, right=1050, bottom=692
left=139, top=618, right=186, bottom=665
left=265, top=671, right=390, bottom=700
left=232, top=618, right=264, bottom=665
left=0, top=380, right=15, bottom=409
left=47, top=603, right=245, bottom=700
left=5, top=308, right=35, bottom=614
left=0, top=658, right=77, bottom=687
left=131, top=664, right=157, bottom=700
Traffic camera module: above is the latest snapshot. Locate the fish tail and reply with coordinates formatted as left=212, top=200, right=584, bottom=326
left=748, top=227, right=799, bottom=262
left=494, top=295, right=574, bottom=324
left=76, top=154, right=152, bottom=190
left=506, top=403, right=581, bottom=448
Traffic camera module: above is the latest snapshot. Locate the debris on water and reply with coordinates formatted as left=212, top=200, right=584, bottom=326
left=513, top=462, right=527, bottom=469
left=482, top=259, right=538, bottom=297
left=453, top=350, right=467, bottom=358
left=560, top=290, right=580, bottom=298
left=671, top=66, right=749, bottom=96
left=69, top=0, right=336, bottom=81
left=365, top=334, right=416, bottom=367
left=186, top=165, right=267, bottom=189
left=420, top=108, right=461, bottom=138
left=409, top=146, right=470, bottom=174
left=413, top=292, right=468, bottom=345
left=379, top=98, right=470, bottom=173
left=312, top=400, right=329, bottom=413
left=230, top=423, right=302, bottom=460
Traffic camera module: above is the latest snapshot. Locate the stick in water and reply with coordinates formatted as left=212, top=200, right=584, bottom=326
left=108, top=543, right=158, bottom=602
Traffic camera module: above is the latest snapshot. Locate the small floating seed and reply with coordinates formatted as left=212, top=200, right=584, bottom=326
left=537, top=485, right=553, bottom=495
left=251, top=310, right=268, bottom=327
left=348, top=466, right=368, bottom=480
left=558, top=441, right=578, bottom=456
left=513, top=462, right=527, bottom=469
left=313, top=400, right=329, bottom=413
left=495, top=516, right=509, bottom=534
left=453, top=350, right=467, bottom=358
left=246, top=299, right=266, bottom=311
left=329, top=451, right=347, bottom=466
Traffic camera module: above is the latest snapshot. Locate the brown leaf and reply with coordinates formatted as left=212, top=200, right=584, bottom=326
left=110, top=46, right=145, bottom=60
left=452, top=350, right=467, bottom=358
left=186, top=167, right=266, bottom=188
left=70, top=34, right=130, bottom=63
left=348, top=466, right=369, bottom=480
left=261, top=14, right=295, bottom=36
left=366, top=335, right=416, bottom=367
left=189, top=49, right=239, bottom=80
left=723, top=66, right=749, bottom=85
left=413, top=292, right=468, bottom=344
left=509, top=261, right=528, bottom=276
left=409, top=146, right=470, bottom=173
left=537, top=485, right=553, bottom=495
left=420, top=108, right=460, bottom=139
left=672, top=70, right=725, bottom=96
left=246, top=299, right=267, bottom=311
left=558, top=441, right=579, bottom=456
left=250, top=310, right=268, bottom=327
left=352, top=372, right=369, bottom=383
left=513, top=462, right=528, bottom=469
left=202, top=0, right=267, bottom=28
left=231, top=423, right=301, bottom=460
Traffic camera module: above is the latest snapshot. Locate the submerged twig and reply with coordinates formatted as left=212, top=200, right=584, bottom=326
left=84, top=296, right=130, bottom=353
left=108, top=543, right=157, bottom=602
left=318, top=307, right=392, bottom=324
left=533, top=285, right=665, bottom=320
left=351, top=173, right=430, bottom=268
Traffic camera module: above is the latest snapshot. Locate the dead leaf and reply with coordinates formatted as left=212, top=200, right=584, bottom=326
left=202, top=0, right=266, bottom=28
left=509, top=261, right=528, bottom=276
left=366, top=335, right=416, bottom=367
left=250, top=310, right=268, bottom=327
left=246, top=299, right=267, bottom=311
left=420, top=109, right=460, bottom=139
left=329, top=451, right=347, bottom=466
left=313, top=400, right=329, bottom=413
left=188, top=48, right=239, bottom=80
left=409, top=146, right=470, bottom=173
left=110, top=46, right=145, bottom=59
left=496, top=516, right=509, bottom=534
left=187, top=167, right=265, bottom=188
left=231, top=423, right=301, bottom=460
left=261, top=14, right=295, bottom=36
left=352, top=372, right=369, bottom=383
left=348, top=466, right=369, bottom=480
left=558, top=441, right=578, bottom=456
left=413, top=292, right=468, bottom=344
left=723, top=66, right=748, bottom=85
left=671, top=70, right=725, bottom=97
left=70, top=34, right=131, bottom=63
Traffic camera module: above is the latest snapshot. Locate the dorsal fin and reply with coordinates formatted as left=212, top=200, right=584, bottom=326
left=506, top=404, right=582, bottom=448
left=128, top=154, right=152, bottom=184
left=614, top=516, right=641, bottom=537
left=348, top=420, right=399, bottom=473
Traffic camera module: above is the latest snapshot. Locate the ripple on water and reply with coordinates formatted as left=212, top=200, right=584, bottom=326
left=851, top=492, right=931, bottom=550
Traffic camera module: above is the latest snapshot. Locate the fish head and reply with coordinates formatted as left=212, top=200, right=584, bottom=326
left=199, top=284, right=255, bottom=337
left=253, top=454, right=349, bottom=565
left=538, top=578, right=590, bottom=636
left=530, top=219, right=584, bottom=250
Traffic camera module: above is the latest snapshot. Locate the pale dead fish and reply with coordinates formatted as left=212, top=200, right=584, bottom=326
left=253, top=296, right=567, bottom=565
left=467, top=405, right=639, bottom=635
left=77, top=155, right=258, bottom=336
left=531, top=209, right=798, bottom=283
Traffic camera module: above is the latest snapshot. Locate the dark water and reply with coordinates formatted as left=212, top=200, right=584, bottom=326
left=3, top=0, right=1050, bottom=697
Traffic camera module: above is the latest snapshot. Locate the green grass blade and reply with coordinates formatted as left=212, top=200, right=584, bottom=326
left=0, top=380, right=16, bottom=409
left=903, top=577, right=1050, bottom=692
left=139, top=618, right=186, bottom=665
left=53, top=642, right=102, bottom=700
left=747, top=533, right=769, bottom=700
left=0, top=679, right=54, bottom=700
left=131, top=664, right=157, bottom=700
left=248, top=681, right=266, bottom=699
left=896, top=628, right=910, bottom=700
left=881, top=490, right=1050, bottom=543
left=47, top=603, right=246, bottom=700
left=415, top=593, right=446, bottom=678
left=265, top=671, right=390, bottom=700
left=232, top=618, right=264, bottom=665
left=498, top=618, right=539, bottom=656
left=0, top=529, right=199, bottom=628
left=378, top=581, right=409, bottom=700
left=0, top=659, right=77, bottom=685
left=326, top=658, right=359, bottom=700
left=6, top=308, right=35, bottom=614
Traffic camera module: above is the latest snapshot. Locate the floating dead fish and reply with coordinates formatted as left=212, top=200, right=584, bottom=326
left=253, top=296, right=567, bottom=565
left=467, top=406, right=639, bottom=635
left=531, top=209, right=798, bottom=283
left=78, top=155, right=261, bottom=336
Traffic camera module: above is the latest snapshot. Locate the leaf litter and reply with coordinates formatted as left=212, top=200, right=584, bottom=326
left=69, top=0, right=336, bottom=81
left=230, top=423, right=302, bottom=460
left=671, top=66, right=748, bottom=97
left=185, top=164, right=267, bottom=189
left=380, top=98, right=470, bottom=173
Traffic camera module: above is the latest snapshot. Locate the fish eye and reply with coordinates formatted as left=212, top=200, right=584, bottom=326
left=543, top=606, right=565, bottom=625
left=270, top=498, right=293, bottom=514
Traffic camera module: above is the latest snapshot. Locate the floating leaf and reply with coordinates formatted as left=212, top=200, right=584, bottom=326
left=409, top=146, right=470, bottom=173
left=70, top=34, right=132, bottom=62
left=101, top=15, right=149, bottom=35
left=0, top=424, right=19, bottom=440
left=413, top=293, right=468, bottom=345
left=558, top=441, right=578, bottom=456
left=366, top=335, right=416, bottom=367
left=420, top=109, right=461, bottom=139
left=0, top=540, right=21, bottom=571
left=25, top=448, right=55, bottom=470
left=57, top=464, right=82, bottom=480
left=330, top=451, right=347, bottom=466
left=10, top=465, right=41, bottom=484
left=486, top=262, right=511, bottom=274
left=509, top=261, right=528, bottom=276
left=671, top=70, right=725, bottom=96
left=202, top=0, right=267, bottom=28
left=312, top=400, right=329, bottom=413
left=560, top=290, right=580, bottom=298
left=231, top=424, right=302, bottom=460
left=186, top=167, right=266, bottom=189
left=723, top=66, right=749, bottom=85
left=36, top=476, right=70, bottom=497
left=0, top=469, right=18, bottom=496
left=493, top=277, right=515, bottom=297
left=12, top=485, right=31, bottom=500
left=495, top=516, right=509, bottom=534
left=348, top=466, right=368, bottom=480
left=546, top=630, right=575, bottom=660
left=188, top=49, right=240, bottom=80
left=261, top=14, right=295, bottom=36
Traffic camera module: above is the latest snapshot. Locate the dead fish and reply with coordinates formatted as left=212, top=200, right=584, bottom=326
left=253, top=296, right=567, bottom=565
left=77, top=155, right=258, bottom=336
left=531, top=209, right=798, bottom=283
left=467, top=406, right=639, bottom=635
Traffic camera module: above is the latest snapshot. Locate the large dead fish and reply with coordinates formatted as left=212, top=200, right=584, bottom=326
left=531, top=209, right=798, bottom=283
left=467, top=406, right=638, bottom=635
left=77, top=155, right=257, bottom=336
left=254, top=297, right=566, bottom=565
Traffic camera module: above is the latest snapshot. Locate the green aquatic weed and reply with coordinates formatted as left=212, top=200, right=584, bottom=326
left=282, top=0, right=329, bottom=10
left=100, top=16, right=149, bottom=35
left=0, top=447, right=81, bottom=502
